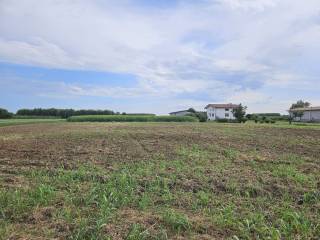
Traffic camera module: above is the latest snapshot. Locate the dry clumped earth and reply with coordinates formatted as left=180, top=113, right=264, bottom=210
left=0, top=122, right=319, bottom=239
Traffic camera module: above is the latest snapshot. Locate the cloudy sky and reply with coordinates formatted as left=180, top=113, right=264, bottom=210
left=1, top=0, right=320, bottom=114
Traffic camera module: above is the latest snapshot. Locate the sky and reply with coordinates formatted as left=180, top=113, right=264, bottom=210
left=1, top=0, right=320, bottom=114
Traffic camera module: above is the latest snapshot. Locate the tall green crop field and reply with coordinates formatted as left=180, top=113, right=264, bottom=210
left=67, top=115, right=198, bottom=122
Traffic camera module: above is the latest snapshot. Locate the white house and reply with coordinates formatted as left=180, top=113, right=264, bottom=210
left=169, top=110, right=190, bottom=116
left=205, top=103, right=239, bottom=121
left=289, top=106, right=320, bottom=122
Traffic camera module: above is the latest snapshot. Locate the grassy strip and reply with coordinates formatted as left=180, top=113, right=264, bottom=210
left=13, top=115, right=62, bottom=119
left=67, top=115, right=198, bottom=122
left=0, top=119, right=65, bottom=127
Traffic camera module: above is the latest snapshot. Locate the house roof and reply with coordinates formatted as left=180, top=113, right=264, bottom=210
left=205, top=103, right=239, bottom=109
left=288, top=106, right=320, bottom=112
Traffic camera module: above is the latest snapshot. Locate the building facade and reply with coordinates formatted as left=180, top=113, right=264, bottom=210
left=205, top=103, right=239, bottom=121
left=289, top=107, right=320, bottom=122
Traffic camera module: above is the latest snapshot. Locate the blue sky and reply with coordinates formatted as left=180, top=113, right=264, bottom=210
left=1, top=0, right=320, bottom=114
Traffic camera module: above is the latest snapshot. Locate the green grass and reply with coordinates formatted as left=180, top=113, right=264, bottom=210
left=67, top=115, right=198, bottom=122
left=13, top=115, right=62, bottom=119
left=245, top=120, right=320, bottom=129
left=0, top=118, right=65, bottom=127
left=0, top=122, right=319, bottom=239
left=162, top=209, right=191, bottom=233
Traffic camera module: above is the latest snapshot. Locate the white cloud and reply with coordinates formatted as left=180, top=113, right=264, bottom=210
left=1, top=0, right=320, bottom=112
left=216, top=0, right=279, bottom=12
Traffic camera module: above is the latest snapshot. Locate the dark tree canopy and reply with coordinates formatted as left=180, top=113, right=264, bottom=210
left=0, top=108, right=13, bottom=119
left=232, top=104, right=247, bottom=123
left=187, top=108, right=197, bottom=113
left=16, top=108, right=115, bottom=118
left=290, top=100, right=310, bottom=109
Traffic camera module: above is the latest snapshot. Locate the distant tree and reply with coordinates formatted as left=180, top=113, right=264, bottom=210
left=0, top=108, right=13, bottom=119
left=289, top=100, right=310, bottom=122
left=187, top=110, right=207, bottom=122
left=291, top=110, right=304, bottom=121
left=251, top=114, right=259, bottom=123
left=16, top=108, right=115, bottom=118
left=290, top=100, right=310, bottom=110
left=232, top=104, right=247, bottom=123
left=246, top=114, right=252, bottom=120
left=187, top=108, right=197, bottom=113
left=195, top=111, right=207, bottom=122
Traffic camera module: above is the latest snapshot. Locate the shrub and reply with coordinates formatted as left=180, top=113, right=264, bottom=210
left=67, top=115, right=198, bottom=122
left=241, top=117, right=248, bottom=123
left=215, top=118, right=239, bottom=123
left=0, top=108, right=13, bottom=119
left=187, top=111, right=207, bottom=122
left=215, top=118, right=228, bottom=123
left=253, top=113, right=281, bottom=117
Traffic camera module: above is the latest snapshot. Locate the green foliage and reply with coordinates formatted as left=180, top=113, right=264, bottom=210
left=289, top=100, right=311, bottom=122
left=67, top=115, right=198, bottom=122
left=162, top=209, right=191, bottom=233
left=187, top=108, right=196, bottom=113
left=187, top=111, right=207, bottom=122
left=125, top=113, right=156, bottom=116
left=251, top=113, right=286, bottom=122
left=13, top=115, right=61, bottom=119
left=253, top=113, right=281, bottom=117
left=253, top=116, right=277, bottom=124
left=0, top=184, right=56, bottom=221
left=16, top=108, right=115, bottom=118
left=215, top=118, right=238, bottom=123
left=196, top=111, right=208, bottom=122
left=0, top=108, right=13, bottom=119
left=291, top=110, right=304, bottom=120
left=1, top=122, right=320, bottom=239
left=0, top=118, right=64, bottom=127
left=216, top=118, right=228, bottom=123
left=125, top=224, right=149, bottom=240
left=290, top=100, right=310, bottom=110
left=232, top=104, right=247, bottom=123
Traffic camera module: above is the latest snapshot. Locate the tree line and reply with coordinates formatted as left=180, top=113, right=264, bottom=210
left=0, top=108, right=117, bottom=119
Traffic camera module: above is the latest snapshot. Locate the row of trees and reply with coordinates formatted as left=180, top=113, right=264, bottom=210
left=0, top=108, right=13, bottom=119
left=16, top=108, right=116, bottom=118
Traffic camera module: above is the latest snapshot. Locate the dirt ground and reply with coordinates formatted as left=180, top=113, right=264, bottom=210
left=0, top=122, right=319, bottom=239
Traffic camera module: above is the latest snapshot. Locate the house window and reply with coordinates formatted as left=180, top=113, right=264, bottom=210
left=212, top=113, right=214, bottom=117
left=225, top=113, right=229, bottom=117
left=225, top=108, right=229, bottom=111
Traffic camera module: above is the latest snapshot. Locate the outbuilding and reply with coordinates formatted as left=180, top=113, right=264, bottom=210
left=289, top=107, right=320, bottom=122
